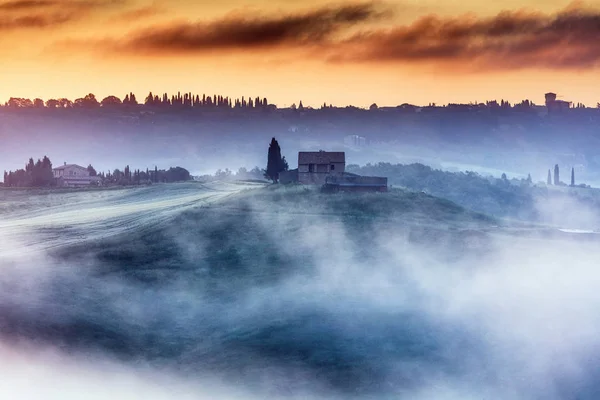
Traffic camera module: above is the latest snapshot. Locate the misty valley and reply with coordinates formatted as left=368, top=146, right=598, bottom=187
left=1, top=176, right=600, bottom=399
left=4, top=0, right=600, bottom=396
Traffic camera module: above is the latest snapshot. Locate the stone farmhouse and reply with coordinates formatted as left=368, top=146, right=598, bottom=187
left=298, top=151, right=346, bottom=185
left=280, top=151, right=387, bottom=192
left=53, top=163, right=101, bottom=187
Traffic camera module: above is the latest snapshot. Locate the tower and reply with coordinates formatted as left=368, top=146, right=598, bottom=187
left=545, top=92, right=557, bottom=104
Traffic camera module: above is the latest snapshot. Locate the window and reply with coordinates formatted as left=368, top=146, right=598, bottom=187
left=308, top=164, right=315, bottom=172
left=331, top=164, right=335, bottom=171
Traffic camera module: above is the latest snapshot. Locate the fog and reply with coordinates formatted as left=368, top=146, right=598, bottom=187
left=534, top=193, right=600, bottom=231
left=1, top=183, right=600, bottom=399
left=0, top=341, right=267, bottom=400
left=2, top=109, right=600, bottom=185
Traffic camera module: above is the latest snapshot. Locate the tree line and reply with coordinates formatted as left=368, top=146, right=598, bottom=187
left=3, top=156, right=54, bottom=187
left=546, top=164, right=586, bottom=188
left=2, top=136, right=288, bottom=188
left=5, top=92, right=600, bottom=112
left=195, top=138, right=288, bottom=183
left=3, top=92, right=275, bottom=111
left=3, top=156, right=191, bottom=187
left=196, top=167, right=265, bottom=182
left=98, top=165, right=191, bottom=186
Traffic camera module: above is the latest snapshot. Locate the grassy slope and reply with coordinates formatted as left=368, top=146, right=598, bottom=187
left=216, top=184, right=494, bottom=221
left=13, top=185, right=501, bottom=391
left=51, top=185, right=497, bottom=291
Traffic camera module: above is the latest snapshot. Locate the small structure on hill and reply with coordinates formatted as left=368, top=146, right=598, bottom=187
left=545, top=92, right=571, bottom=113
left=279, top=169, right=298, bottom=184
left=298, top=151, right=345, bottom=185
left=287, top=151, right=387, bottom=192
left=53, top=162, right=101, bottom=187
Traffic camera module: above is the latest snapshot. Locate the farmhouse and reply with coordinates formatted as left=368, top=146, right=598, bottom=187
left=53, top=163, right=101, bottom=187
left=287, top=151, right=387, bottom=192
left=298, top=151, right=345, bottom=185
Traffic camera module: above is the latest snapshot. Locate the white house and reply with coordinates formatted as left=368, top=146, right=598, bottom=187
left=53, top=163, right=101, bottom=187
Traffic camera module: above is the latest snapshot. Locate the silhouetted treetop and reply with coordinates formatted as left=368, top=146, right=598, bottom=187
left=264, top=137, right=288, bottom=184
left=101, top=96, right=122, bottom=108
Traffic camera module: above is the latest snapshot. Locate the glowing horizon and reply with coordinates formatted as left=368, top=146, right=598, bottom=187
left=1, top=0, right=599, bottom=107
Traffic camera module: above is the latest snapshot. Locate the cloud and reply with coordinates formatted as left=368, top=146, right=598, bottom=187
left=328, top=3, right=600, bottom=70
left=0, top=0, right=126, bottom=30
left=85, top=2, right=389, bottom=54
left=55, top=1, right=600, bottom=71
left=0, top=0, right=57, bottom=10
left=0, top=0, right=124, bottom=11
left=0, top=13, right=72, bottom=29
left=112, top=4, right=163, bottom=22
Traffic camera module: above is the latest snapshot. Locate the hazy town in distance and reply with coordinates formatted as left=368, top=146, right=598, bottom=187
left=1, top=89, right=599, bottom=187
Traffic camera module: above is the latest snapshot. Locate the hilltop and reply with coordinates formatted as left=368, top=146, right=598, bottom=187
left=207, top=183, right=493, bottom=225
left=50, top=184, right=497, bottom=290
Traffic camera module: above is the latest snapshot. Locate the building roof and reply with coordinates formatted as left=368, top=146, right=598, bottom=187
left=53, top=164, right=87, bottom=171
left=298, top=151, right=345, bottom=165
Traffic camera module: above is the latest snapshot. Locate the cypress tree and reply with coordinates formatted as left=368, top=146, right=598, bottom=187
left=264, top=138, right=288, bottom=183
left=547, top=169, right=552, bottom=185
left=145, top=92, right=154, bottom=106
left=571, top=167, right=575, bottom=187
left=41, top=156, right=53, bottom=186
left=554, top=164, right=560, bottom=185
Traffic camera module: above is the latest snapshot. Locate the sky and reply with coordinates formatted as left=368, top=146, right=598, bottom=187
left=1, top=0, right=600, bottom=107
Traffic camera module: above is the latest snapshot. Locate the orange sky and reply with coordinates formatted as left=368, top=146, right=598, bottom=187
left=0, top=0, right=599, bottom=107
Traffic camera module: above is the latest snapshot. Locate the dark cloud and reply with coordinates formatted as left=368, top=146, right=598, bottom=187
left=0, top=0, right=127, bottom=30
left=110, top=2, right=388, bottom=53
left=328, top=6, right=600, bottom=70
left=0, top=0, right=124, bottom=10
left=0, top=13, right=72, bottom=29
left=0, top=0, right=57, bottom=10
left=54, top=1, right=600, bottom=71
